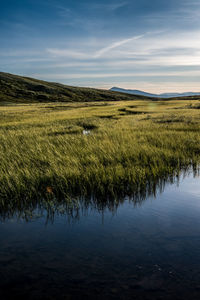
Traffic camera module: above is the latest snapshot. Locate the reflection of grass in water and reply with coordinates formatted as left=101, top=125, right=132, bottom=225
left=0, top=168, right=194, bottom=223
left=1, top=99, right=200, bottom=207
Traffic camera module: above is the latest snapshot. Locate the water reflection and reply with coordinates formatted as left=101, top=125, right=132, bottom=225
left=82, top=129, right=91, bottom=135
left=0, top=167, right=199, bottom=223
left=1, top=168, right=200, bottom=299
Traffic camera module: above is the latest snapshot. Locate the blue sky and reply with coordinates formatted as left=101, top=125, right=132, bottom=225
left=1, top=0, right=200, bottom=92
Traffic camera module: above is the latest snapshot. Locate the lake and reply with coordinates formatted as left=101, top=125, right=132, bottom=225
left=1, top=170, right=200, bottom=299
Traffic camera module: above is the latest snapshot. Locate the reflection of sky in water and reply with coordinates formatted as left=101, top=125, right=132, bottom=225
left=1, top=171, right=200, bottom=299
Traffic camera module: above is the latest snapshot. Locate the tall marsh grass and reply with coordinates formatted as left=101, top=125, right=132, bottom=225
left=1, top=100, right=200, bottom=205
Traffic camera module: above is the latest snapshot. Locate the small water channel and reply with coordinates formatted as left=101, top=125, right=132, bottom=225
left=1, top=170, right=200, bottom=299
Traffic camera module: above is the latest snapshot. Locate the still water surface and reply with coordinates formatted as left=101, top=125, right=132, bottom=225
left=1, top=171, right=200, bottom=299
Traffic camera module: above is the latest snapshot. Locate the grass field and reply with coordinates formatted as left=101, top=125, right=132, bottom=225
left=1, top=98, right=200, bottom=216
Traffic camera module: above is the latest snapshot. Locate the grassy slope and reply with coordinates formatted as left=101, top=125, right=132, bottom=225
left=1, top=99, right=200, bottom=214
left=0, top=72, right=155, bottom=103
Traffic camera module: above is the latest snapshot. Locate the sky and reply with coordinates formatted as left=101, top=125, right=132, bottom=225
left=1, top=0, right=200, bottom=93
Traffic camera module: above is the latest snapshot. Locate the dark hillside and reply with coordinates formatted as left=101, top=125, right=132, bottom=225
left=0, top=72, right=154, bottom=103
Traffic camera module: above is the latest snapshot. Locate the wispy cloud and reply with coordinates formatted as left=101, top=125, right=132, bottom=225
left=94, top=35, right=144, bottom=58
left=32, top=69, right=200, bottom=80
left=106, top=1, right=129, bottom=11
left=0, top=50, right=43, bottom=57
left=46, top=34, right=146, bottom=60
left=46, top=30, right=200, bottom=64
left=91, top=1, right=129, bottom=11
left=46, top=49, right=89, bottom=59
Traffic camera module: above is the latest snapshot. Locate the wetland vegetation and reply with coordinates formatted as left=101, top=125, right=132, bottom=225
left=1, top=96, right=200, bottom=208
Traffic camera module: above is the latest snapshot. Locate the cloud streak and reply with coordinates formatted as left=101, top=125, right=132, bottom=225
left=32, top=69, right=200, bottom=80
left=91, top=1, right=129, bottom=11
left=46, top=34, right=146, bottom=60
left=94, top=35, right=145, bottom=58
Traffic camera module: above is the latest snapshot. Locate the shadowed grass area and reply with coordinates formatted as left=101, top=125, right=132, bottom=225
left=1, top=99, right=200, bottom=206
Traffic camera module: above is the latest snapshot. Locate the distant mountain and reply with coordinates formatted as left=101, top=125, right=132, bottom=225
left=0, top=72, right=155, bottom=103
left=110, top=87, right=200, bottom=99
left=160, top=92, right=200, bottom=98
left=110, top=87, right=156, bottom=98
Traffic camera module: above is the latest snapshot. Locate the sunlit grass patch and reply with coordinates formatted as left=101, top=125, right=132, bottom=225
left=1, top=99, right=200, bottom=205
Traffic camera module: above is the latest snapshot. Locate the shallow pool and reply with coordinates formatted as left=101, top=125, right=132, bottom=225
left=1, top=171, right=200, bottom=299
